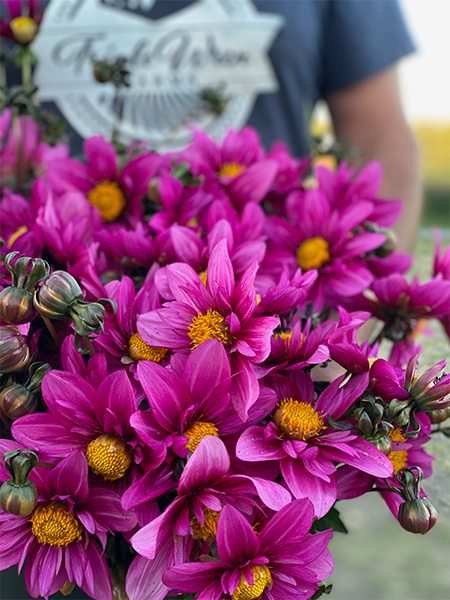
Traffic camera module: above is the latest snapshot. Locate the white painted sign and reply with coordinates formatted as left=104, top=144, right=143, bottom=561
left=31, top=0, right=283, bottom=150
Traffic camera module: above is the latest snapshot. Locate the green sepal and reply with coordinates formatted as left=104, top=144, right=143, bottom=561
left=309, top=583, right=333, bottom=600
left=3, top=449, right=38, bottom=485
left=26, top=362, right=52, bottom=394
left=26, top=259, right=51, bottom=291
left=326, top=414, right=358, bottom=432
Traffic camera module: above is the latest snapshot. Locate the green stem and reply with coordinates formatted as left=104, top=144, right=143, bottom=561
left=83, top=336, right=95, bottom=358
left=22, top=56, right=31, bottom=88
left=42, top=316, right=61, bottom=351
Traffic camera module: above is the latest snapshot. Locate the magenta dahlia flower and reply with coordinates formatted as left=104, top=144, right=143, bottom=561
left=180, top=128, right=278, bottom=209
left=11, top=370, right=166, bottom=495
left=0, top=451, right=136, bottom=600
left=163, top=500, right=333, bottom=600
left=46, top=136, right=161, bottom=226
left=127, top=436, right=290, bottom=600
left=433, top=230, right=450, bottom=338
left=237, top=370, right=393, bottom=517
left=138, top=240, right=280, bottom=420
left=263, top=188, right=386, bottom=311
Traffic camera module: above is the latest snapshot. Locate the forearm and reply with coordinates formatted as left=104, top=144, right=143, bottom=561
left=326, top=67, right=422, bottom=253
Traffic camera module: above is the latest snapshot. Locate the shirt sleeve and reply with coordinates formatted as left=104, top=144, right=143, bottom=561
left=320, top=0, right=415, bottom=96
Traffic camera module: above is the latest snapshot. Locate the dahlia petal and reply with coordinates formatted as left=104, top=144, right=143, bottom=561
left=182, top=339, right=231, bottom=416
left=281, top=457, right=337, bottom=518
left=84, top=136, right=118, bottom=182
left=241, top=475, right=292, bottom=510
left=80, top=536, right=113, bottom=600
left=335, top=465, right=374, bottom=500
left=138, top=306, right=192, bottom=348
left=320, top=436, right=393, bottom=477
left=217, top=504, right=260, bottom=565
left=259, top=497, right=314, bottom=551
left=163, top=562, right=226, bottom=594
left=165, top=263, right=208, bottom=311
left=171, top=225, right=204, bottom=271
left=96, top=370, right=137, bottom=430
left=236, top=425, right=286, bottom=461
left=11, top=415, right=88, bottom=456
left=325, top=264, right=373, bottom=296
left=46, top=451, right=89, bottom=503
left=238, top=316, right=280, bottom=364
left=178, top=436, right=230, bottom=495
left=229, top=159, right=278, bottom=206
left=121, top=464, right=178, bottom=510
left=231, top=261, right=258, bottom=322
left=137, top=360, right=192, bottom=430
left=229, top=354, right=260, bottom=422
left=80, top=488, right=136, bottom=533
left=0, top=518, right=33, bottom=570
left=316, top=372, right=369, bottom=420
left=207, top=239, right=235, bottom=303
left=126, top=553, right=171, bottom=600
left=47, top=158, right=94, bottom=194
left=341, top=232, right=386, bottom=258
left=207, top=218, right=234, bottom=254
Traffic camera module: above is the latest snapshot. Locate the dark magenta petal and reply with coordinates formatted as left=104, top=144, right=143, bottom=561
left=25, top=543, right=68, bottom=599
left=163, top=562, right=227, bottom=594
left=217, top=504, right=260, bottom=565
left=236, top=425, right=286, bottom=462
left=79, top=535, right=113, bottom=600
left=207, top=239, right=235, bottom=304
left=179, top=436, right=230, bottom=495
left=320, top=436, right=393, bottom=478
left=182, top=339, right=231, bottom=417
left=96, top=370, right=138, bottom=430
left=11, top=414, right=88, bottom=457
left=137, top=360, right=192, bottom=431
left=229, top=160, right=278, bottom=207
left=259, top=497, right=314, bottom=553
left=46, top=451, right=89, bottom=503
left=84, top=136, right=118, bottom=182
left=126, top=553, right=171, bottom=600
left=229, top=354, right=260, bottom=422
left=122, top=464, right=178, bottom=510
left=80, top=488, right=136, bottom=533
left=336, top=465, right=374, bottom=500
left=281, top=457, right=337, bottom=518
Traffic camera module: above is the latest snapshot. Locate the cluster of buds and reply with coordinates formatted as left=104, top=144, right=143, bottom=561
left=353, top=390, right=394, bottom=456
left=92, top=57, right=130, bottom=89
left=0, top=449, right=38, bottom=517
left=0, top=252, right=50, bottom=325
left=386, top=467, right=438, bottom=535
left=33, top=270, right=113, bottom=353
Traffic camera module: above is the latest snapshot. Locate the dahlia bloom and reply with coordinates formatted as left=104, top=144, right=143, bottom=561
left=0, top=451, right=136, bottom=600
left=138, top=240, right=280, bottom=420
left=180, top=127, right=278, bottom=209
left=433, top=230, right=450, bottom=338
left=46, top=136, right=161, bottom=227
left=236, top=370, right=393, bottom=517
left=401, top=355, right=450, bottom=414
left=163, top=500, right=333, bottom=600
left=11, top=370, right=166, bottom=496
left=263, top=188, right=386, bottom=311
left=127, top=436, right=291, bottom=600
left=0, top=188, right=39, bottom=256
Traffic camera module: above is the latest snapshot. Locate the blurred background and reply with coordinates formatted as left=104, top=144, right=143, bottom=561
left=321, top=1, right=450, bottom=598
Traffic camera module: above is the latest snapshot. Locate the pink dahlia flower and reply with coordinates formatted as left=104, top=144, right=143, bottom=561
left=237, top=370, right=393, bottom=517
left=138, top=239, right=279, bottom=420
left=163, top=500, right=333, bottom=600
left=263, top=188, right=386, bottom=311
left=46, top=136, right=161, bottom=227
left=0, top=451, right=136, bottom=600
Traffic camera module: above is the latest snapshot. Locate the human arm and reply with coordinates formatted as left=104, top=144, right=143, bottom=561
left=325, top=66, right=422, bottom=253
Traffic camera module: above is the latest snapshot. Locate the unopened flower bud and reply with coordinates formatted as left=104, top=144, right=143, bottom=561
left=9, top=16, right=38, bottom=45
left=427, top=407, right=450, bottom=424
left=398, top=497, right=438, bottom=534
left=0, top=326, right=29, bottom=374
left=366, top=434, right=393, bottom=456
left=147, top=177, right=161, bottom=203
left=34, top=271, right=83, bottom=319
left=0, top=286, right=37, bottom=325
left=0, top=383, right=37, bottom=420
left=69, top=302, right=106, bottom=337
left=0, top=450, right=38, bottom=517
left=374, top=230, right=396, bottom=258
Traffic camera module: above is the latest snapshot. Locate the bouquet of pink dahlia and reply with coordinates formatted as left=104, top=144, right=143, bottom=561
left=1, top=119, right=450, bottom=600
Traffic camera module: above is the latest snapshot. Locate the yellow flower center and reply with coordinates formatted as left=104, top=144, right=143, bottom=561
left=186, top=218, right=199, bottom=227
left=10, top=16, right=38, bottom=44
left=31, top=502, right=83, bottom=547
left=7, top=225, right=28, bottom=249
left=388, top=428, right=407, bottom=474
left=232, top=565, right=273, bottom=600
left=274, top=331, right=293, bottom=347
left=190, top=505, right=222, bottom=540
left=198, top=270, right=207, bottom=286
left=296, top=237, right=330, bottom=271
left=218, top=163, right=246, bottom=178
left=274, top=398, right=325, bottom=441
left=188, top=309, right=230, bottom=349
left=88, top=181, right=126, bottom=222
left=128, top=333, right=167, bottom=363
left=183, top=421, right=219, bottom=452
left=86, top=434, right=132, bottom=481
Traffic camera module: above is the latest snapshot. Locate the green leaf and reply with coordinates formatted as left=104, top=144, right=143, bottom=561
left=310, top=505, right=348, bottom=534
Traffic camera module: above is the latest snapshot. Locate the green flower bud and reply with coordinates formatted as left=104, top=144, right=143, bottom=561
left=0, top=326, right=29, bottom=374
left=0, top=383, right=37, bottom=420
left=0, top=450, right=38, bottom=517
left=398, top=497, right=438, bottom=534
left=0, top=286, right=37, bottom=325
left=34, top=271, right=83, bottom=319
left=427, top=407, right=450, bottom=424
left=69, top=302, right=106, bottom=338
left=366, top=434, right=393, bottom=456
left=147, top=177, right=161, bottom=203
left=374, top=230, right=396, bottom=258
